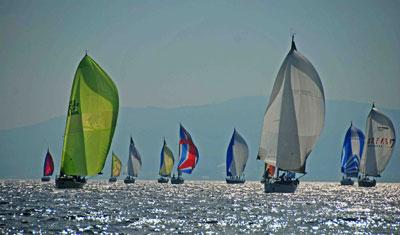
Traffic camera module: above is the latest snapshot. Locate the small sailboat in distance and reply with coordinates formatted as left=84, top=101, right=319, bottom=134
left=226, top=129, right=249, bottom=184
left=171, top=124, right=199, bottom=184
left=257, top=36, right=325, bottom=193
left=158, top=139, right=174, bottom=183
left=124, top=137, right=142, bottom=184
left=55, top=53, right=119, bottom=189
left=41, top=148, right=54, bottom=182
left=359, top=103, right=396, bottom=187
left=340, top=122, right=365, bottom=185
left=109, top=152, right=122, bottom=182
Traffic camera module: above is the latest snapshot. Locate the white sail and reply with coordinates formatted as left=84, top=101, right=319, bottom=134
left=258, top=38, right=325, bottom=173
left=360, top=105, right=396, bottom=176
left=227, top=129, right=249, bottom=177
left=127, top=138, right=142, bottom=177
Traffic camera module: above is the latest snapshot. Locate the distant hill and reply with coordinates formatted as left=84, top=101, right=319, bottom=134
left=0, top=96, right=399, bottom=182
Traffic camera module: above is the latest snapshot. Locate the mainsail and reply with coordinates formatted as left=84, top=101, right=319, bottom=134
left=340, top=123, right=365, bottom=177
left=257, top=37, right=325, bottom=173
left=43, top=148, right=54, bottom=177
left=111, top=152, right=122, bottom=177
left=226, top=129, right=249, bottom=177
left=127, top=137, right=142, bottom=177
left=159, top=140, right=174, bottom=177
left=60, top=54, right=119, bottom=176
left=360, top=104, right=396, bottom=177
left=178, top=124, right=199, bottom=174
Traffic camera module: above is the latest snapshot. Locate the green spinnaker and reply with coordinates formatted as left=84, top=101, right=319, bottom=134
left=159, top=143, right=174, bottom=177
left=60, top=55, right=119, bottom=176
left=111, top=152, right=122, bottom=177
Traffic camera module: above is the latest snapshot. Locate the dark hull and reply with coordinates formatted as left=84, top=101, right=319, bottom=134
left=264, top=179, right=299, bottom=193
left=171, top=177, right=184, bottom=184
left=358, top=178, right=376, bottom=187
left=108, top=177, right=117, bottom=183
left=124, top=177, right=136, bottom=184
left=55, top=176, right=86, bottom=189
left=226, top=178, right=245, bottom=184
left=41, top=176, right=51, bottom=182
left=340, top=178, right=354, bottom=186
left=158, top=177, right=169, bottom=183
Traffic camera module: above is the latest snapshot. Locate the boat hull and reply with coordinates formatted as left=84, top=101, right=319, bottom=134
left=41, top=176, right=51, bottom=182
left=264, top=179, right=299, bottom=193
left=158, top=177, right=169, bottom=183
left=124, top=176, right=136, bottom=184
left=340, top=178, right=354, bottom=186
left=358, top=178, right=376, bottom=187
left=226, top=178, right=245, bottom=184
left=55, top=176, right=86, bottom=189
left=171, top=177, right=184, bottom=184
left=108, top=177, right=117, bottom=183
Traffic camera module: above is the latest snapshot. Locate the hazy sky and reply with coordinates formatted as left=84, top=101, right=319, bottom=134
left=1, top=0, right=399, bottom=130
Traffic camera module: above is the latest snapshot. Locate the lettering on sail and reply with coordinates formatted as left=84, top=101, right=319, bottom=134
left=367, top=137, right=395, bottom=148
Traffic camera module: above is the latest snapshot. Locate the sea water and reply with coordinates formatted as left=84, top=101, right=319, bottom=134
left=0, top=180, right=399, bottom=234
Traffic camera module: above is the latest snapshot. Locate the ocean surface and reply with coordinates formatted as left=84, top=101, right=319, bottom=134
left=0, top=180, right=399, bottom=234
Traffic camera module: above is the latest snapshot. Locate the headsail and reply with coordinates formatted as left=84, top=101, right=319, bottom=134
left=257, top=37, right=325, bottom=173
left=340, top=122, right=365, bottom=178
left=111, top=152, right=122, bottom=177
left=60, top=54, right=119, bottom=176
left=178, top=124, right=199, bottom=174
left=127, top=137, right=142, bottom=177
left=159, top=140, right=174, bottom=177
left=360, top=104, right=396, bottom=177
left=226, top=129, right=249, bottom=177
left=43, top=148, right=54, bottom=177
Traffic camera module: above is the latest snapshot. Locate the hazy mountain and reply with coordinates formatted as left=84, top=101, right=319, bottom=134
left=0, top=96, right=398, bottom=182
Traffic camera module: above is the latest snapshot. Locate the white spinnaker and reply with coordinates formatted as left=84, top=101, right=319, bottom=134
left=258, top=42, right=325, bottom=173
left=128, top=139, right=142, bottom=177
left=360, top=107, right=396, bottom=176
left=230, top=130, right=249, bottom=176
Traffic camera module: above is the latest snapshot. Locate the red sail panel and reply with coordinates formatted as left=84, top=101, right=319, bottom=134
left=44, top=150, right=54, bottom=176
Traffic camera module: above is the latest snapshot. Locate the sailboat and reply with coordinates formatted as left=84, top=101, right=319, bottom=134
left=109, top=152, right=122, bottom=182
left=171, top=124, right=199, bottom=184
left=226, top=129, right=249, bottom=184
left=41, top=148, right=54, bottom=182
left=359, top=103, right=396, bottom=187
left=257, top=36, right=325, bottom=193
left=124, top=137, right=142, bottom=184
left=340, top=122, right=365, bottom=185
left=55, top=53, right=119, bottom=189
left=158, top=139, right=174, bottom=183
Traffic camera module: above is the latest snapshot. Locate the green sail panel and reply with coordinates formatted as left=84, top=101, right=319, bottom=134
left=111, top=152, right=122, bottom=177
left=159, top=142, right=174, bottom=177
left=61, top=55, right=119, bottom=176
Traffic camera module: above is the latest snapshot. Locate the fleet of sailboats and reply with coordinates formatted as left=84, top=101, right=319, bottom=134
left=339, top=122, right=365, bottom=185
left=257, top=36, right=326, bottom=193
left=226, top=129, right=249, bottom=184
left=109, top=152, right=122, bottom=182
left=35, top=37, right=395, bottom=191
left=124, top=137, right=142, bottom=184
left=41, top=148, right=54, bottom=182
left=55, top=53, right=119, bottom=189
left=171, top=124, right=199, bottom=184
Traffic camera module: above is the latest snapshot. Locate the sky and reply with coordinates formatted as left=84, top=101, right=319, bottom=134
left=0, top=0, right=399, bottom=130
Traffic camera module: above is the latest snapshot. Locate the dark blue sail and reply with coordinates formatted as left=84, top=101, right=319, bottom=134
left=340, top=123, right=365, bottom=178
